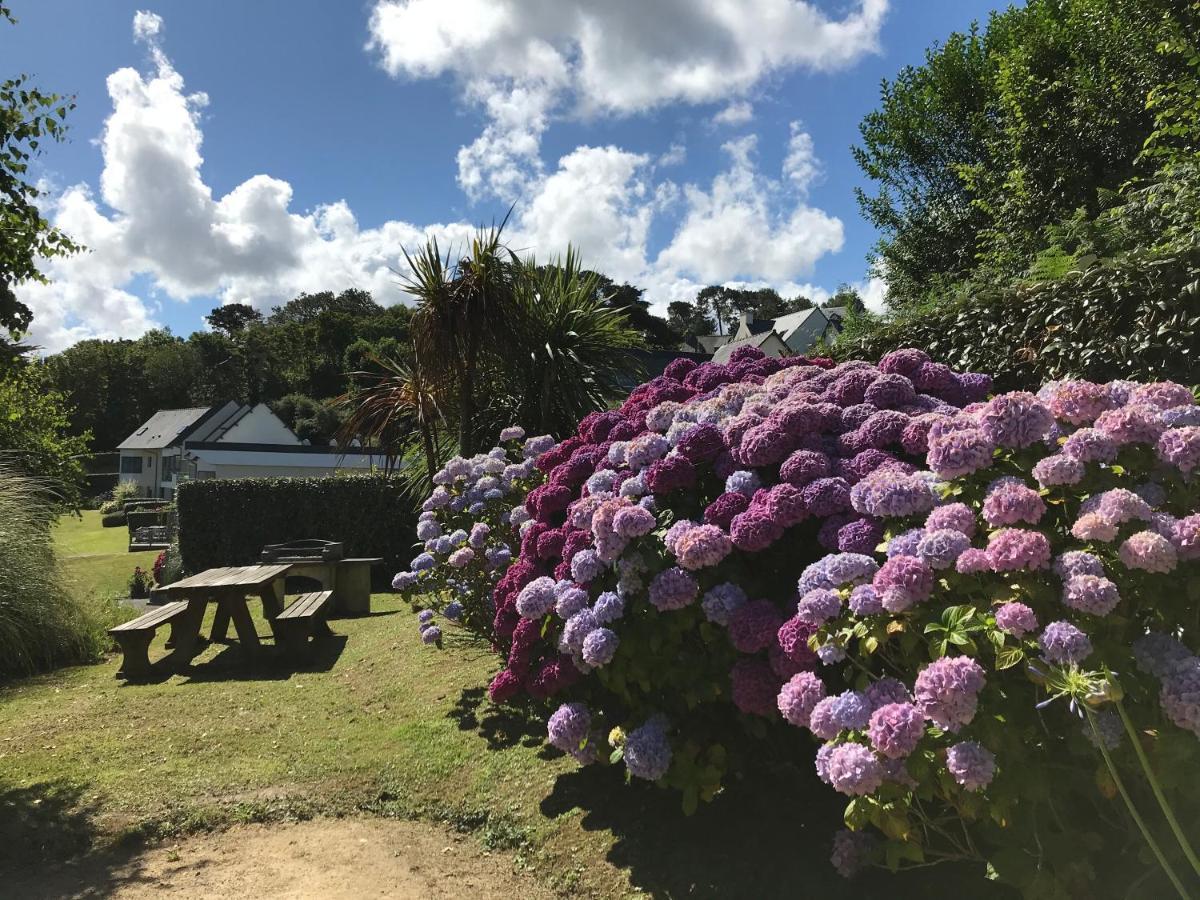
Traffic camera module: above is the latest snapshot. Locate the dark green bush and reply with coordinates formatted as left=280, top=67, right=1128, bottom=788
left=100, top=511, right=126, bottom=528
left=834, top=246, right=1200, bottom=391
left=176, top=474, right=416, bottom=581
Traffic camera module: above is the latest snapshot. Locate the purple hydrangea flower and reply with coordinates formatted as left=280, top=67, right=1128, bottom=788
left=560, top=609, right=599, bottom=653
left=1160, top=658, right=1200, bottom=738
left=886, top=528, right=925, bottom=559
left=593, top=590, right=626, bottom=624
left=1130, top=381, right=1194, bottom=409
left=624, top=716, right=672, bottom=780
left=865, top=677, right=911, bottom=710
left=986, top=529, right=1051, bottom=571
left=411, top=552, right=436, bottom=572
left=850, top=470, right=937, bottom=518
left=994, top=602, right=1037, bottom=637
left=914, top=656, right=986, bottom=731
left=1062, top=428, right=1118, bottom=463
left=925, top=503, right=977, bottom=537
left=570, top=548, right=605, bottom=583
left=500, top=425, right=525, bottom=442
left=1047, top=381, right=1112, bottom=425
left=916, top=528, right=972, bottom=570
left=955, top=548, right=991, bottom=575
left=1133, top=632, right=1193, bottom=679
left=927, top=428, right=996, bottom=479
left=1052, top=551, right=1105, bottom=581
left=516, top=576, right=557, bottom=619
left=1157, top=427, right=1200, bottom=474
left=946, top=741, right=996, bottom=791
left=848, top=584, right=883, bottom=616
left=421, top=625, right=442, bottom=644
left=867, top=702, right=925, bottom=759
left=797, top=589, right=843, bottom=626
left=1032, top=454, right=1085, bottom=487
left=826, top=743, right=885, bottom=796
left=648, top=566, right=699, bottom=611
left=873, top=556, right=934, bottom=608
left=701, top=582, right=747, bottom=626
left=777, top=671, right=827, bottom=727
left=1062, top=575, right=1120, bottom=616
left=1097, top=489, right=1153, bottom=524
left=803, top=477, right=853, bottom=517
left=547, top=702, right=591, bottom=752
left=822, top=553, right=880, bottom=586
left=830, top=829, right=877, bottom=879
left=982, top=481, right=1045, bottom=527
left=1096, top=404, right=1166, bottom=445
left=418, top=609, right=436, bottom=624
left=582, top=628, right=620, bottom=666
left=1039, top=620, right=1093, bottom=665
left=392, top=571, right=418, bottom=590
left=977, top=392, right=1054, bottom=448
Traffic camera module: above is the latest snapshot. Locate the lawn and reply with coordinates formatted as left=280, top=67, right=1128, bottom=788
left=55, top=510, right=159, bottom=601
left=0, top=513, right=1003, bottom=898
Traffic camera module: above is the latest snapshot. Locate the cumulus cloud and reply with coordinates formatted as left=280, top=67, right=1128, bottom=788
left=367, top=0, right=887, bottom=201
left=21, top=11, right=866, bottom=352
left=712, top=101, right=754, bottom=127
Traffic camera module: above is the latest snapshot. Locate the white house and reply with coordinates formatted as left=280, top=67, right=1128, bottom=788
left=117, top=402, right=384, bottom=498
left=728, top=308, right=844, bottom=356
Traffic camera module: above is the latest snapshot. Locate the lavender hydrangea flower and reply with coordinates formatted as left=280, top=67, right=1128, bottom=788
left=826, top=743, right=885, bottom=796
left=411, top=552, right=436, bottom=572
left=418, top=609, right=435, bottom=624
left=1160, top=658, right=1200, bottom=738
left=822, top=553, right=880, bottom=585
left=700, top=582, right=747, bottom=626
left=978, top=392, right=1054, bottom=448
left=554, top=582, right=590, bottom=619
left=916, top=529, right=971, bottom=570
left=886, top=528, right=925, bottom=559
left=582, top=628, right=620, bottom=666
left=560, top=609, right=599, bottom=653
left=982, top=481, right=1045, bottom=526
left=955, top=548, right=991, bottom=575
left=994, top=602, right=1037, bottom=637
left=516, top=576, right=557, bottom=619
left=421, top=625, right=442, bottom=644
left=570, top=548, right=604, bottom=583
left=448, top=547, right=474, bottom=568
left=392, top=571, right=417, bottom=590
left=1039, top=620, right=1093, bottom=665
left=624, top=716, right=672, bottom=780
left=914, top=656, right=986, bottom=731
left=648, top=566, right=699, bottom=611
left=593, top=590, right=626, bottom=624
left=1118, top=530, right=1178, bottom=573
left=725, top=469, right=762, bottom=496
left=1096, top=404, right=1166, bottom=445
left=873, top=556, right=934, bottom=608
left=847, top=584, right=883, bottom=616
left=1061, top=427, right=1118, bottom=463
left=850, top=470, right=937, bottom=518
left=797, top=589, right=843, bottom=626
left=1157, top=426, right=1200, bottom=474
left=1032, top=454, right=1085, bottom=487
left=1047, top=380, right=1112, bottom=425
left=1133, top=632, right=1192, bottom=678
left=865, top=677, right=911, bottom=710
left=925, top=502, right=977, bottom=537
left=1062, top=575, right=1120, bottom=616
left=927, top=428, right=996, bottom=479
left=547, top=702, right=591, bottom=752
left=946, top=741, right=996, bottom=791
left=777, top=671, right=827, bottom=727
left=867, top=703, right=925, bottom=759
left=986, top=528, right=1051, bottom=571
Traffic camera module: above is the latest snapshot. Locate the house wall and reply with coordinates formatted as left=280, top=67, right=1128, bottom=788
left=217, top=403, right=301, bottom=445
left=117, top=449, right=160, bottom=496
left=783, top=313, right=831, bottom=355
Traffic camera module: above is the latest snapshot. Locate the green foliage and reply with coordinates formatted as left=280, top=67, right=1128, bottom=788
left=833, top=246, right=1200, bottom=391
left=175, top=474, right=416, bottom=576
left=100, top=510, right=126, bottom=528
left=204, top=302, right=263, bottom=335
left=1, top=10, right=81, bottom=342
left=694, top=285, right=814, bottom=333
left=0, top=364, right=90, bottom=509
left=270, top=393, right=343, bottom=445
left=0, top=462, right=118, bottom=676
left=98, top=481, right=139, bottom=516
left=856, top=0, right=1199, bottom=305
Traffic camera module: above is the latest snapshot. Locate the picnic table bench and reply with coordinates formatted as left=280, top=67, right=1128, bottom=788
left=274, top=590, right=334, bottom=659
left=108, top=601, right=190, bottom=679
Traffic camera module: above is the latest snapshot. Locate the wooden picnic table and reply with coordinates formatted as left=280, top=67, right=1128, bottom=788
left=161, top=564, right=293, bottom=666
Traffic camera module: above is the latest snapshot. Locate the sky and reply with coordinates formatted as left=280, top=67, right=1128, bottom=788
left=4, top=0, right=1007, bottom=353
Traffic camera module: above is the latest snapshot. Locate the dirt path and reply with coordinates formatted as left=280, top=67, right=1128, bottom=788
left=11, top=818, right=557, bottom=899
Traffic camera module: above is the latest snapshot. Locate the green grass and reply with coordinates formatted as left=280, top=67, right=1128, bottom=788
left=0, top=513, right=1000, bottom=898
left=55, top=510, right=158, bottom=602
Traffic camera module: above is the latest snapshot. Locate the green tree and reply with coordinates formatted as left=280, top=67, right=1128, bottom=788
left=205, top=302, right=263, bottom=335
left=0, top=364, right=90, bottom=508
left=667, top=300, right=715, bottom=339
left=1, top=5, right=81, bottom=349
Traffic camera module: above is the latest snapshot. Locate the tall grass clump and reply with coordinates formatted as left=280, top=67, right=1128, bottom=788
left=0, top=461, right=119, bottom=677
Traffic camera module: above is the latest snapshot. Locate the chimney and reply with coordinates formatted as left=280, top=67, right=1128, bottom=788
left=739, top=311, right=754, bottom=327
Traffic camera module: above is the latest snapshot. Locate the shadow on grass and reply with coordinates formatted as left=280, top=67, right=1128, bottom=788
left=115, top=634, right=350, bottom=686
left=540, top=763, right=1018, bottom=900
left=447, top=686, right=547, bottom=751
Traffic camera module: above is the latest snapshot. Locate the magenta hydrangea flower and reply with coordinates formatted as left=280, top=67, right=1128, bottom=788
left=977, top=392, right=1054, bottom=448
left=547, top=702, right=591, bottom=752
left=731, top=657, right=782, bottom=717
left=801, top=477, right=853, bottom=517
left=729, top=508, right=784, bottom=551
left=797, top=589, right=843, bottom=627
left=1062, top=575, right=1120, bottom=616
left=925, top=502, right=977, bottom=537
left=927, top=428, right=996, bottom=479
left=878, top=348, right=930, bottom=378
left=778, top=671, right=828, bottom=727
left=985, top=528, right=1051, bottom=571
left=994, top=602, right=1037, bottom=636
left=867, top=702, right=925, bottom=759
left=1118, top=530, right=1178, bottom=573
left=647, top=566, right=699, bottom=611
left=826, top=743, right=885, bottom=796
left=946, top=741, right=996, bottom=791
left=1032, top=454, right=1085, bottom=487
left=1039, top=620, right=1093, bottom=665
left=914, top=656, right=986, bottom=731
left=982, top=481, right=1045, bottom=526
left=873, top=556, right=934, bottom=606
left=728, top=599, right=786, bottom=652
left=1157, top=427, right=1200, bottom=474
left=779, top=449, right=833, bottom=487
left=703, top=491, right=751, bottom=529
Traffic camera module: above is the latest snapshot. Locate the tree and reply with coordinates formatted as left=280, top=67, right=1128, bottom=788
left=205, top=303, right=263, bottom=335
left=268, top=287, right=381, bottom=324
left=0, top=363, right=90, bottom=509
left=667, top=301, right=715, bottom=338
left=826, top=285, right=866, bottom=314
left=1, top=6, right=81, bottom=346
left=588, top=273, right=680, bottom=349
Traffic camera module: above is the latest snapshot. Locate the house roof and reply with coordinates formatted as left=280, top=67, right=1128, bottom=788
left=681, top=333, right=732, bottom=355
left=769, top=307, right=827, bottom=341
left=711, top=330, right=789, bottom=365
left=117, top=407, right=216, bottom=450
left=823, top=306, right=850, bottom=321
left=743, top=317, right=775, bottom=335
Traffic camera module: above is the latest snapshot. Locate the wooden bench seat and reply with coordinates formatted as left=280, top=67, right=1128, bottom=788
left=273, top=590, right=335, bottom=660
left=109, top=601, right=190, bottom=679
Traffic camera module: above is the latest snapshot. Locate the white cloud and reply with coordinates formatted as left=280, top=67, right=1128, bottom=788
left=657, top=142, right=686, bottom=167
left=21, top=13, right=860, bottom=353
left=366, top=0, right=887, bottom=201
left=131, top=10, right=162, bottom=43
left=855, top=274, right=889, bottom=313
left=712, top=101, right=754, bottom=127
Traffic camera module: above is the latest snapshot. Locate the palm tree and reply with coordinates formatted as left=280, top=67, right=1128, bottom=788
left=403, top=218, right=517, bottom=456
left=509, top=248, right=644, bottom=436
left=335, top=349, right=445, bottom=484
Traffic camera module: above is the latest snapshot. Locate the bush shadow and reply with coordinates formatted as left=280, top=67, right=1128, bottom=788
left=540, top=762, right=1017, bottom=900
left=447, top=685, right=548, bottom=751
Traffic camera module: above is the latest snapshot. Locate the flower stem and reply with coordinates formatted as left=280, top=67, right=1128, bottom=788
left=1085, top=707, right=1193, bottom=900
left=1114, top=699, right=1200, bottom=881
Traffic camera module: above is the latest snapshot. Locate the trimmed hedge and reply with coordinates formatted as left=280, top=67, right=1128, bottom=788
left=176, top=475, right=416, bottom=582
left=834, top=246, right=1200, bottom=391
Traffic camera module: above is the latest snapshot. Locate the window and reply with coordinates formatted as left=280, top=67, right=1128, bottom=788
left=120, top=455, right=143, bottom=474
left=162, top=455, right=180, bottom=478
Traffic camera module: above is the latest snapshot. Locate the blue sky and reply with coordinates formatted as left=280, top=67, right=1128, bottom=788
left=5, top=0, right=1006, bottom=351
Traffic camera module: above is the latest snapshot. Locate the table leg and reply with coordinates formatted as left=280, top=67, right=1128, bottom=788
left=211, top=601, right=232, bottom=642
left=260, top=578, right=285, bottom=639
left=224, top=596, right=262, bottom=654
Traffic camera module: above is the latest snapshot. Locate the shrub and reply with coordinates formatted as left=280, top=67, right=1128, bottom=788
left=153, top=543, right=184, bottom=586
left=0, top=463, right=123, bottom=676
left=100, top=510, right=126, bottom=528
left=833, top=246, right=1200, bottom=392
left=128, top=566, right=151, bottom=599
left=392, top=426, right=552, bottom=641
left=98, top=480, right=140, bottom=516
left=176, top=474, right=416, bottom=578
left=797, top=380, right=1200, bottom=896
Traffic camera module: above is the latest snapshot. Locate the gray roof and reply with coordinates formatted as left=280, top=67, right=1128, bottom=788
left=711, top=330, right=789, bottom=365
left=769, top=307, right=825, bottom=340
left=117, top=407, right=214, bottom=450
left=823, top=306, right=850, bottom=321
left=684, top=333, right=732, bottom=355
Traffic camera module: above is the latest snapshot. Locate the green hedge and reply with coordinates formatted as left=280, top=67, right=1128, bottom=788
left=176, top=475, right=416, bottom=582
left=834, top=246, right=1200, bottom=392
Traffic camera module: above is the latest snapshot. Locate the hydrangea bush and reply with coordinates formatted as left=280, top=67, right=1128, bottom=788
left=796, top=380, right=1200, bottom=896
left=478, top=347, right=991, bottom=807
left=390, top=426, right=556, bottom=639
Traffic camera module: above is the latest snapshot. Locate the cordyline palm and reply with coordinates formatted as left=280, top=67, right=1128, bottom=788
left=403, top=217, right=517, bottom=456
left=335, top=350, right=444, bottom=483
left=509, top=247, right=644, bottom=436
